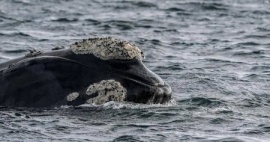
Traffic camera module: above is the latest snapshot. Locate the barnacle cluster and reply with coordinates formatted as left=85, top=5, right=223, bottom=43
left=85, top=79, right=127, bottom=105
left=70, top=37, right=144, bottom=60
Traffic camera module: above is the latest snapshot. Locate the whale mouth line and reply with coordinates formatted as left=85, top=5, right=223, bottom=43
left=18, top=55, right=167, bottom=88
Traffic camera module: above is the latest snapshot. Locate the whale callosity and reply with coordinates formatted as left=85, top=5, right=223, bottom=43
left=70, top=37, right=144, bottom=60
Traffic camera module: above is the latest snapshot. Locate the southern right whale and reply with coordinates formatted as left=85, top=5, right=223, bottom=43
left=0, top=37, right=172, bottom=107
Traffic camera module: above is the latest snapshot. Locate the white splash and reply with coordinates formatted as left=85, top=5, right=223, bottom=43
left=78, top=98, right=177, bottom=109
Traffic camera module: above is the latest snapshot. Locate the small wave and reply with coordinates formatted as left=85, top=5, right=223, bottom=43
left=150, top=39, right=161, bottom=45
left=136, top=38, right=162, bottom=46
left=176, top=12, right=192, bottom=16
left=104, top=20, right=134, bottom=30
left=256, top=27, right=270, bottom=32
left=233, top=50, right=264, bottom=56
left=244, top=34, right=270, bottom=39
left=128, top=1, right=157, bottom=8
left=209, top=118, right=228, bottom=124
left=0, top=15, right=18, bottom=21
left=156, top=64, right=185, bottom=71
left=244, top=129, right=264, bottom=135
left=179, top=97, right=225, bottom=107
left=84, top=18, right=101, bottom=25
left=0, top=31, right=31, bottom=37
left=2, top=49, right=28, bottom=54
left=204, top=58, right=233, bottom=63
left=135, top=24, right=152, bottom=29
left=138, top=19, right=154, bottom=23
left=236, top=41, right=261, bottom=46
left=212, top=137, right=244, bottom=142
left=237, top=98, right=264, bottom=108
left=113, top=135, right=141, bottom=142
left=154, top=29, right=178, bottom=33
left=11, top=0, right=32, bottom=5
left=258, top=124, right=270, bottom=133
left=203, top=58, right=246, bottom=64
left=165, top=7, right=185, bottom=12
left=244, top=73, right=261, bottom=80
left=114, top=1, right=157, bottom=9
left=198, top=17, right=211, bottom=21
left=240, top=10, right=270, bottom=15
left=201, top=3, right=228, bottom=11
left=51, top=17, right=79, bottom=23
left=169, top=41, right=193, bottom=46
left=250, top=65, right=270, bottom=72
left=179, top=2, right=228, bottom=11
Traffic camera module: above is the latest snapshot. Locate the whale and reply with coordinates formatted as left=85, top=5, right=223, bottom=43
left=0, top=37, right=172, bottom=107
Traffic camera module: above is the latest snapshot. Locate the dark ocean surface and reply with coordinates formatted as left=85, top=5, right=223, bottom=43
left=0, top=0, right=270, bottom=141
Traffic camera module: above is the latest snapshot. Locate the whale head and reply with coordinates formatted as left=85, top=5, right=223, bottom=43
left=0, top=37, right=172, bottom=107
left=68, top=37, right=172, bottom=104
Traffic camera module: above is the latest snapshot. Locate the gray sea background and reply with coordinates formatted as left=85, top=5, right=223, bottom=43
left=0, top=0, right=270, bottom=141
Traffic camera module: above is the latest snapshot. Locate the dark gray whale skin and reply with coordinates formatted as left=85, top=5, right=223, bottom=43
left=0, top=49, right=172, bottom=107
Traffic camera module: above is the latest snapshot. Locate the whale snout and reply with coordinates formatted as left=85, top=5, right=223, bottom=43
left=116, top=64, right=172, bottom=104
left=98, top=59, right=172, bottom=104
left=123, top=80, right=172, bottom=104
left=130, top=71, right=172, bottom=104
left=153, top=83, right=172, bottom=104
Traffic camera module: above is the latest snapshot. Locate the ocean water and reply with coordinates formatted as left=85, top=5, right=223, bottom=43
left=0, top=0, right=270, bottom=141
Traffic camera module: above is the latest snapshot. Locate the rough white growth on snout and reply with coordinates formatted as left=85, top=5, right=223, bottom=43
left=67, top=92, right=79, bottom=101
left=70, top=37, right=144, bottom=60
left=85, top=80, right=127, bottom=105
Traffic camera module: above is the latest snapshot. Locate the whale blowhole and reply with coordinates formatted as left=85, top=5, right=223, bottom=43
left=70, top=37, right=144, bottom=60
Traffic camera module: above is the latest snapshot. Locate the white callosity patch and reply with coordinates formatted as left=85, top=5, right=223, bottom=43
left=67, top=92, right=79, bottom=102
left=70, top=37, right=144, bottom=60
left=85, top=80, right=127, bottom=105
